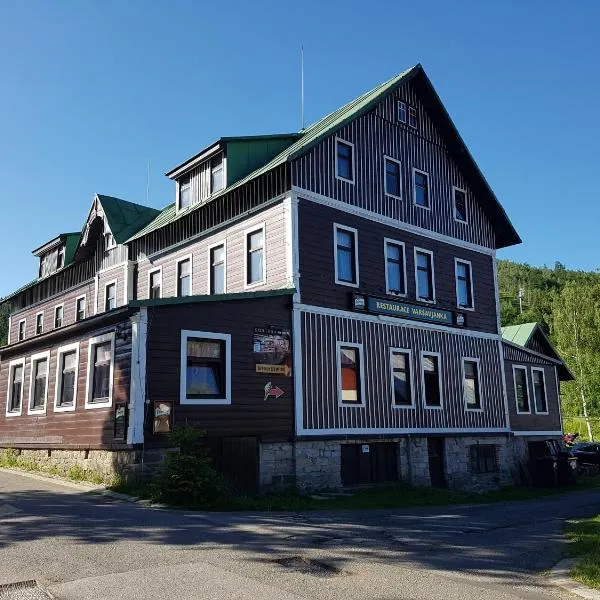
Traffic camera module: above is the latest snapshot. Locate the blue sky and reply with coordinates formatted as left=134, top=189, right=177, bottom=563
left=0, top=1, right=598, bottom=296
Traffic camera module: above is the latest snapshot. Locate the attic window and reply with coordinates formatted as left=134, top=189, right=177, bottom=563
left=179, top=175, right=191, bottom=209
left=211, top=154, right=224, bottom=193
left=105, top=232, right=116, bottom=250
left=397, top=101, right=407, bottom=124
left=57, top=245, right=65, bottom=269
left=408, top=106, right=418, bottom=129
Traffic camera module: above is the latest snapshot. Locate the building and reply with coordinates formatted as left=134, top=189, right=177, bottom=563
left=0, top=64, right=572, bottom=491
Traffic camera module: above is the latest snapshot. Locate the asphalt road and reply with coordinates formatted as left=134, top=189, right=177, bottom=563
left=1, top=470, right=598, bottom=600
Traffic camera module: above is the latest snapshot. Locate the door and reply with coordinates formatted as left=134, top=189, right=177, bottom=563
left=427, top=437, right=446, bottom=487
left=341, top=443, right=399, bottom=486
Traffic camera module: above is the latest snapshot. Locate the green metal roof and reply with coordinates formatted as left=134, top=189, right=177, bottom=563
left=501, top=323, right=537, bottom=347
left=97, top=195, right=162, bottom=244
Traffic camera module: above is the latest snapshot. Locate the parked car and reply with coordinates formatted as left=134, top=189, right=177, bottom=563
left=569, top=442, right=600, bottom=466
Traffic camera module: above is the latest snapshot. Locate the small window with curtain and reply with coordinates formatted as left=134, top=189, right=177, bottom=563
left=454, top=187, right=467, bottom=222
left=85, top=333, right=115, bottom=408
left=57, top=245, right=65, bottom=269
left=177, top=257, right=192, bottom=296
left=422, top=353, right=442, bottom=408
left=210, top=244, right=226, bottom=294
left=29, top=354, right=49, bottom=412
left=391, top=350, right=412, bottom=407
left=335, top=139, right=354, bottom=182
left=385, top=240, right=406, bottom=296
left=334, top=224, right=358, bottom=286
left=413, top=169, right=430, bottom=208
left=149, top=269, right=162, bottom=299
left=246, top=228, right=265, bottom=286
left=35, top=313, right=44, bottom=335
left=463, top=359, right=481, bottom=410
left=211, top=154, right=224, bottom=193
left=337, top=343, right=363, bottom=405
left=56, top=345, right=79, bottom=411
left=415, top=249, right=434, bottom=302
left=455, top=259, right=474, bottom=309
left=384, top=157, right=402, bottom=198
left=179, top=175, right=191, bottom=209
left=513, top=366, right=530, bottom=413
left=7, top=359, right=24, bottom=414
left=76, top=296, right=86, bottom=321
left=54, top=305, right=63, bottom=328
left=532, top=368, right=548, bottom=413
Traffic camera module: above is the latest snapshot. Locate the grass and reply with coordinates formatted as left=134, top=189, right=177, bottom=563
left=566, top=515, right=600, bottom=589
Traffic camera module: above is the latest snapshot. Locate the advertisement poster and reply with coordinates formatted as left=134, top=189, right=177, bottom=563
left=253, top=326, right=292, bottom=376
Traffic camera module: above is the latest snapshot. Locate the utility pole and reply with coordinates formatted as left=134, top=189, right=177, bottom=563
left=517, top=287, right=524, bottom=314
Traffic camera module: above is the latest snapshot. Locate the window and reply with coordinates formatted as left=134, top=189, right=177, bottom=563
left=397, top=101, right=407, bottom=123
left=413, top=169, right=430, bottom=208
left=421, top=353, right=442, bottom=408
left=85, top=333, right=115, bottom=408
left=105, top=282, right=116, bottom=311
left=57, top=245, right=65, bottom=269
left=105, top=232, right=116, bottom=251
left=246, top=227, right=265, bottom=286
left=180, top=330, right=231, bottom=405
left=179, top=175, right=191, bottom=209
left=209, top=243, right=226, bottom=294
left=54, top=305, right=64, bottom=328
left=453, top=187, right=467, bottom=222
left=18, top=319, right=26, bottom=342
left=55, top=343, right=79, bottom=412
left=384, top=157, right=402, bottom=198
left=408, top=106, right=418, bottom=129
left=335, top=138, right=354, bottom=183
left=39, top=254, right=50, bottom=278
left=455, top=259, right=474, bottom=310
left=337, top=343, right=364, bottom=405
left=76, top=296, right=86, bottom=321
left=463, top=359, right=481, bottom=410
left=385, top=239, right=406, bottom=296
left=415, top=249, right=435, bottom=302
left=391, top=349, right=412, bottom=407
left=513, top=366, right=530, bottom=413
left=149, top=268, right=162, bottom=299
left=177, top=257, right=192, bottom=296
left=334, top=224, right=359, bottom=286
left=211, top=154, right=224, bottom=193
left=532, top=368, right=548, bottom=413
left=6, top=359, right=25, bottom=416
left=29, top=352, right=49, bottom=413
left=35, top=312, right=44, bottom=335
left=470, top=445, right=498, bottom=474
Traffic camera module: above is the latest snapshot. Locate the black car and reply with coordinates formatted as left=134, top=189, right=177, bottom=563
left=569, top=442, right=600, bottom=466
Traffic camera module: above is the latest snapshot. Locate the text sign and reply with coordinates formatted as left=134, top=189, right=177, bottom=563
left=366, top=297, right=454, bottom=325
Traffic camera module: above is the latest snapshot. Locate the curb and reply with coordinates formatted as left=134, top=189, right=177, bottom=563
left=548, top=558, right=600, bottom=600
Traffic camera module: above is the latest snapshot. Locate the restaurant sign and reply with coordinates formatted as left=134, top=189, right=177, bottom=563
left=253, top=326, right=292, bottom=376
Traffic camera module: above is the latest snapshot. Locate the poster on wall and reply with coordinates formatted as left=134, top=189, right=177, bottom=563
left=253, top=326, right=292, bottom=376
left=153, top=401, right=173, bottom=434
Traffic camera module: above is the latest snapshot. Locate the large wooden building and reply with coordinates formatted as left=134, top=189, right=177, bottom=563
left=0, top=65, right=573, bottom=491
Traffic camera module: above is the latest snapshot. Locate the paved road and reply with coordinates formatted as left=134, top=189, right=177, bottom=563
left=0, top=470, right=597, bottom=600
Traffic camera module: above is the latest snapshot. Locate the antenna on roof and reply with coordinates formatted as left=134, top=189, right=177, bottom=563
left=146, top=160, right=151, bottom=205
left=301, top=46, right=305, bottom=130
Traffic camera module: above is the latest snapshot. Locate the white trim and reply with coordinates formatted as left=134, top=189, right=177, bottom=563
left=414, top=247, right=436, bottom=304
left=452, top=186, right=468, bottom=224
left=454, top=258, right=475, bottom=311
left=555, top=365, right=564, bottom=434
left=412, top=168, right=431, bottom=209
left=531, top=366, right=549, bottom=415
left=295, top=303, right=501, bottom=340
left=333, top=223, right=360, bottom=288
left=462, top=357, right=483, bottom=412
left=389, top=348, right=415, bottom=409
left=493, top=258, right=501, bottom=334
left=147, top=266, right=163, bottom=299
left=175, top=254, right=194, bottom=297
left=180, top=330, right=232, bottom=405
left=512, top=365, right=531, bottom=414
left=498, top=339, right=511, bottom=429
left=334, top=137, right=355, bottom=184
left=293, top=305, right=304, bottom=434
left=290, top=194, right=301, bottom=303
left=124, top=261, right=135, bottom=305
left=512, top=430, right=563, bottom=437
left=7, top=315, right=11, bottom=344
left=244, top=223, right=267, bottom=289
left=502, top=338, right=562, bottom=365
left=128, top=309, right=147, bottom=444
left=17, top=318, right=26, bottom=342
left=384, top=238, right=407, bottom=297
left=207, top=240, right=227, bottom=295
left=408, top=105, right=418, bottom=129
left=53, top=303, right=64, bottom=328
left=54, top=342, right=80, bottom=413
left=397, top=100, right=407, bottom=124
left=104, top=279, right=117, bottom=312
left=167, top=143, right=221, bottom=180
left=292, top=187, right=496, bottom=257
left=283, top=196, right=294, bottom=288
left=27, top=350, right=51, bottom=415
left=85, top=332, right=116, bottom=409
left=299, top=427, right=511, bottom=436
left=5, top=357, right=25, bottom=417
left=336, top=341, right=366, bottom=407
left=104, top=231, right=116, bottom=250
left=75, top=294, right=86, bottom=322
left=96, top=261, right=129, bottom=276
left=383, top=155, right=403, bottom=200
left=94, top=274, right=99, bottom=316
left=35, top=311, right=44, bottom=335
left=420, top=351, right=443, bottom=410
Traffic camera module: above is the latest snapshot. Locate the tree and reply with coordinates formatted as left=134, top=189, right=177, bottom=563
left=0, top=301, right=9, bottom=346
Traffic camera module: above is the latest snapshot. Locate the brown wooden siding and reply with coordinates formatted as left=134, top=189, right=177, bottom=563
left=299, top=309, right=506, bottom=433
left=292, top=82, right=495, bottom=249
left=144, top=295, right=294, bottom=441
left=0, top=319, right=132, bottom=448
left=298, top=200, right=498, bottom=334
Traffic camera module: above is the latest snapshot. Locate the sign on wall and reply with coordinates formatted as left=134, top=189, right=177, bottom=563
left=253, top=326, right=292, bottom=376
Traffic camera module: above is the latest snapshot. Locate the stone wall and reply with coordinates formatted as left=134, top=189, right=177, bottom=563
left=294, top=440, right=342, bottom=490
left=260, top=442, right=296, bottom=488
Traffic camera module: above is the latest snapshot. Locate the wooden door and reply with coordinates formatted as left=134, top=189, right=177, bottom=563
left=427, top=437, right=446, bottom=487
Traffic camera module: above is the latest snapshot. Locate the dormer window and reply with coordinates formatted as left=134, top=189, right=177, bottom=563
left=105, top=232, right=116, bottom=251
left=57, top=245, right=65, bottom=269
left=211, top=154, right=224, bottom=193
left=179, top=175, right=191, bottom=209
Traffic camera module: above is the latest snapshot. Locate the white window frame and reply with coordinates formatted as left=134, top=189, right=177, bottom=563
left=513, top=365, right=531, bottom=415
left=35, top=311, right=44, bottom=335
left=384, top=238, right=407, bottom=297
left=180, top=330, right=232, bottom=405
left=54, top=303, right=64, bottom=329
left=75, top=294, right=86, bottom=321
left=54, top=342, right=80, bottom=413
left=408, top=105, right=418, bottom=129
left=207, top=240, right=227, bottom=295
left=462, top=357, right=483, bottom=412
left=412, top=168, right=431, bottom=209
left=414, top=247, right=436, bottom=304
left=454, top=258, right=475, bottom=311
left=389, top=348, right=415, bottom=409
left=333, top=223, right=359, bottom=288
left=17, top=318, right=26, bottom=342
left=420, top=351, right=443, bottom=410
left=105, top=231, right=116, bottom=250
left=148, top=266, right=163, bottom=300
left=209, top=152, right=226, bottom=195
left=5, top=357, right=25, bottom=417
left=177, top=174, right=192, bottom=211
left=28, top=350, right=51, bottom=415
left=85, top=332, right=116, bottom=409
left=335, top=341, right=366, bottom=408
left=397, top=100, right=407, bottom=124
left=176, top=254, right=194, bottom=297
left=453, top=185, right=468, bottom=224
left=383, top=155, right=403, bottom=200
left=334, top=137, right=355, bottom=184
left=104, top=280, right=117, bottom=312
left=244, top=223, right=266, bottom=289
left=531, top=366, right=549, bottom=415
